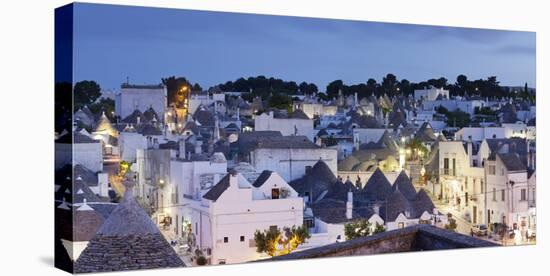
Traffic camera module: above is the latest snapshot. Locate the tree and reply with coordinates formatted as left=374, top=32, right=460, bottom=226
left=254, top=225, right=310, bottom=257
left=326, top=80, right=344, bottom=98
left=74, top=80, right=101, bottom=110
left=445, top=215, right=458, bottom=232
left=55, top=82, right=73, bottom=133
left=268, top=93, right=292, bottom=111
left=89, top=98, right=115, bottom=120
left=406, top=138, right=429, bottom=161
left=344, top=219, right=371, bottom=240
left=161, top=76, right=194, bottom=108
left=192, top=83, right=202, bottom=92
left=446, top=109, right=471, bottom=128
left=299, top=82, right=318, bottom=95
left=382, top=73, right=398, bottom=96
left=456, top=74, right=468, bottom=88
left=372, top=222, right=386, bottom=234
left=366, top=78, right=378, bottom=96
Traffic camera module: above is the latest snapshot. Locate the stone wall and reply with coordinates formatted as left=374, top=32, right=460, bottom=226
left=268, top=225, right=497, bottom=261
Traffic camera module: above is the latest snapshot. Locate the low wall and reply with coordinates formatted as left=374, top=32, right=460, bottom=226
left=267, top=225, right=497, bottom=261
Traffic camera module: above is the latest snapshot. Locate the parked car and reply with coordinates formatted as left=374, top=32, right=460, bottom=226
left=471, top=224, right=488, bottom=236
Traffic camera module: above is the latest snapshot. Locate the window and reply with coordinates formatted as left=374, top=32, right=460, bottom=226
left=488, top=165, right=496, bottom=175
left=521, top=189, right=527, bottom=201
left=452, top=158, right=456, bottom=176
left=223, top=237, right=228, bottom=243
left=271, top=188, right=280, bottom=199
left=269, top=225, right=277, bottom=233
left=304, top=218, right=315, bottom=228
left=465, top=178, right=468, bottom=190
left=398, top=222, right=405, bottom=229
left=501, top=190, right=505, bottom=201
left=206, top=248, right=212, bottom=255
left=240, top=236, right=245, bottom=242
left=443, top=158, right=449, bottom=174
left=481, top=180, right=484, bottom=193
left=493, top=188, right=496, bottom=201
left=195, top=222, right=198, bottom=235
left=501, top=168, right=505, bottom=176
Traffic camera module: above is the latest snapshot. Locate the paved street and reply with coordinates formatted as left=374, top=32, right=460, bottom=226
left=103, top=157, right=124, bottom=196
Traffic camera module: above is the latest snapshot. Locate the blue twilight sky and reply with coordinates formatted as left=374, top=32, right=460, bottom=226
left=73, top=3, right=536, bottom=91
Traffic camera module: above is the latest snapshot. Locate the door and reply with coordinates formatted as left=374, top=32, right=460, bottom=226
left=473, top=206, right=477, bottom=224
left=487, top=210, right=491, bottom=225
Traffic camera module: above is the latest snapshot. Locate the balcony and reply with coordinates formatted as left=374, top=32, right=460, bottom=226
left=441, top=168, right=456, bottom=176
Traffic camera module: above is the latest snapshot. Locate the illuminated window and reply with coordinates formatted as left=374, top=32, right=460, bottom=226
left=271, top=188, right=280, bottom=199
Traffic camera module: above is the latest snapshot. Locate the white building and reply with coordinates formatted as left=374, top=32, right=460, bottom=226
left=254, top=111, right=315, bottom=141
left=118, top=130, right=148, bottom=162
left=484, top=153, right=533, bottom=229
left=455, top=123, right=535, bottom=142
left=169, top=170, right=304, bottom=265
left=115, top=84, right=167, bottom=121
left=414, top=87, right=449, bottom=101
left=55, top=133, right=104, bottom=172
left=249, top=136, right=338, bottom=182
left=438, top=141, right=485, bottom=225
left=188, top=92, right=225, bottom=115
left=293, top=102, right=337, bottom=119
left=454, top=127, right=507, bottom=141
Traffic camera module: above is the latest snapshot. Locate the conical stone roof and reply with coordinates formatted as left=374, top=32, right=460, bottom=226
left=74, top=178, right=184, bottom=272
left=391, top=170, right=417, bottom=201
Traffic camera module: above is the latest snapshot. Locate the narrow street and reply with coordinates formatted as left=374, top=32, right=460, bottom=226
left=103, top=156, right=124, bottom=196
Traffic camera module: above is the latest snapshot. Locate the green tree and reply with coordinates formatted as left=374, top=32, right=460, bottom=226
left=89, top=98, right=115, bottom=120
left=372, top=222, right=386, bottom=234
left=162, top=76, right=193, bottom=108
left=268, top=93, right=292, bottom=111
left=406, top=138, right=429, bottom=161
left=326, top=80, right=344, bottom=98
left=254, top=225, right=310, bottom=257
left=382, top=73, right=398, bottom=96
left=445, top=217, right=458, bottom=232
left=344, top=219, right=371, bottom=240
left=74, top=80, right=101, bottom=110
left=446, top=109, right=471, bottom=128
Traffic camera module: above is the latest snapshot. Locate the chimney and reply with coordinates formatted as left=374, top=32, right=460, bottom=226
left=136, top=116, right=141, bottom=125
left=195, top=140, right=203, bottom=154
left=467, top=139, right=473, bottom=166
left=373, top=204, right=380, bottom=216
left=153, top=138, right=159, bottom=149
left=346, top=191, right=353, bottom=219
left=178, top=139, right=186, bottom=159
left=146, top=137, right=152, bottom=148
